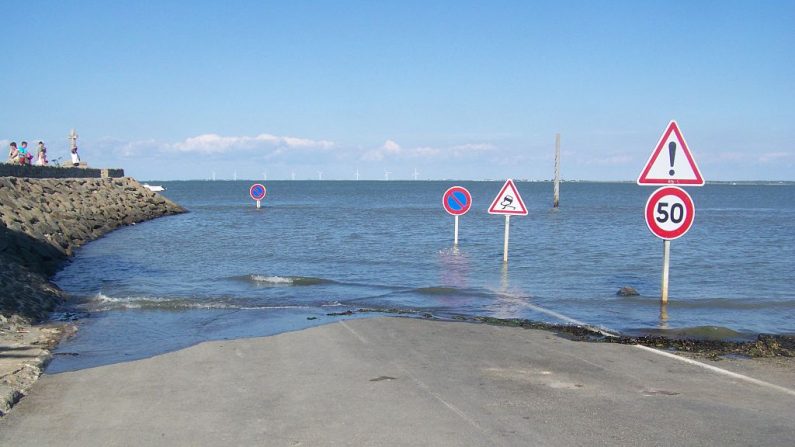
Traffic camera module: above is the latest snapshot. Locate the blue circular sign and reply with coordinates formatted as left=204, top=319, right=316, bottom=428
left=249, top=184, right=267, bottom=201
left=442, top=186, right=472, bottom=216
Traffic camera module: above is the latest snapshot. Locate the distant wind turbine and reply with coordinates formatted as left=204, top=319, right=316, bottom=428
left=355, top=168, right=360, bottom=181
left=384, top=170, right=391, bottom=181
left=413, top=168, right=419, bottom=181
left=318, top=171, right=323, bottom=181
left=291, top=171, right=296, bottom=181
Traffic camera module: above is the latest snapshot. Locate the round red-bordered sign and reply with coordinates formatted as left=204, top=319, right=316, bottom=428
left=249, top=183, right=267, bottom=201
left=645, top=186, right=695, bottom=240
left=442, top=186, right=472, bottom=216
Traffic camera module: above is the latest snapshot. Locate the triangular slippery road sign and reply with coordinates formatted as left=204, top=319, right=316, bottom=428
left=637, top=121, right=704, bottom=186
left=488, top=179, right=528, bottom=215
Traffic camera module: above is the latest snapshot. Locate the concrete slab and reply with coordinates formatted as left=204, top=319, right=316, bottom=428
left=1, top=318, right=793, bottom=446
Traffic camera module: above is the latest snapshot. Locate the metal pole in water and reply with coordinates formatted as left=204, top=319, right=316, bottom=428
left=454, top=215, right=459, bottom=245
left=553, top=133, right=561, bottom=208
left=661, top=239, right=671, bottom=304
left=256, top=200, right=261, bottom=209
left=503, top=215, right=511, bottom=262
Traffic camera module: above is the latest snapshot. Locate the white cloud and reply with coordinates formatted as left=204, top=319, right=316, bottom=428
left=171, top=133, right=334, bottom=154
left=715, top=152, right=747, bottom=162
left=449, top=143, right=495, bottom=156
left=382, top=139, right=401, bottom=154
left=758, top=151, right=790, bottom=163
left=362, top=139, right=403, bottom=161
left=117, top=139, right=160, bottom=157
left=98, top=133, right=335, bottom=160
left=572, top=151, right=635, bottom=167
left=362, top=140, right=495, bottom=161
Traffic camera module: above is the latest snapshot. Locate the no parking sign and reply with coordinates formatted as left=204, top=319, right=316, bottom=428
left=250, top=184, right=267, bottom=209
left=442, top=186, right=471, bottom=245
left=443, top=186, right=472, bottom=216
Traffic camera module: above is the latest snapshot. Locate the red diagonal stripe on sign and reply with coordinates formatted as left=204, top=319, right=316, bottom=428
left=450, top=193, right=465, bottom=209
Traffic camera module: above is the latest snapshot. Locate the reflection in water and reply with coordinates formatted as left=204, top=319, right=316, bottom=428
left=659, top=303, right=669, bottom=329
left=490, top=262, right=533, bottom=319
left=437, top=246, right=470, bottom=306
left=500, top=262, right=509, bottom=293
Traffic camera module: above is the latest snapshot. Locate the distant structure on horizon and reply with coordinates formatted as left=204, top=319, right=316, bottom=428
left=68, top=129, right=78, bottom=151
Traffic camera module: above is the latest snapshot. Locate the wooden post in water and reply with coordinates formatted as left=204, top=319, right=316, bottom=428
left=661, top=240, right=671, bottom=304
left=553, top=133, right=561, bottom=208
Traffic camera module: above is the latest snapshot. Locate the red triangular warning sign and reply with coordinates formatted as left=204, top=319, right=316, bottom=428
left=637, top=121, right=704, bottom=186
left=488, top=179, right=528, bottom=215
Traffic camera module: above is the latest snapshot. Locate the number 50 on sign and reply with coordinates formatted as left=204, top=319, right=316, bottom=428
left=644, top=186, right=695, bottom=240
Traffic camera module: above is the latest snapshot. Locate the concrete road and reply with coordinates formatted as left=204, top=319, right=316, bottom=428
left=1, top=318, right=794, bottom=446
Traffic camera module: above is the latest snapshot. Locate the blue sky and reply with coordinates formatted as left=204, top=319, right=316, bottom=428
left=2, top=1, right=793, bottom=180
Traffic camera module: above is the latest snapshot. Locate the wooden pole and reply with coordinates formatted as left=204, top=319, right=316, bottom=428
left=661, top=239, right=671, bottom=304
left=503, top=215, right=511, bottom=262
left=553, top=133, right=561, bottom=208
left=454, top=215, right=459, bottom=245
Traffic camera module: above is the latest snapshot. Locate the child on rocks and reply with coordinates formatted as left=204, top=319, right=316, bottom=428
left=18, top=141, right=30, bottom=165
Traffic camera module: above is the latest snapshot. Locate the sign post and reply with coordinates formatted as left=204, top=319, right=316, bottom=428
left=249, top=183, right=267, bottom=209
left=488, top=179, right=528, bottom=262
left=644, top=186, right=696, bottom=303
left=442, top=186, right=472, bottom=245
left=638, top=121, right=703, bottom=305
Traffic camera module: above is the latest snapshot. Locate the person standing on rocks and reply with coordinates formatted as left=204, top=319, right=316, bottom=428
left=36, top=141, right=48, bottom=166
left=18, top=141, right=30, bottom=165
left=70, top=146, right=81, bottom=166
left=7, top=142, right=18, bottom=163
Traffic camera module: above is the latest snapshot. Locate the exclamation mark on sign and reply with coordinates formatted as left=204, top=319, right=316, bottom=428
left=668, top=142, right=676, bottom=176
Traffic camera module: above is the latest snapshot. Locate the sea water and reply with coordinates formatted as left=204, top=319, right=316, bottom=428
left=48, top=181, right=795, bottom=372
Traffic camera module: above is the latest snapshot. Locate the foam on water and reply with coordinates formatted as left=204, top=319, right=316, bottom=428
left=83, top=292, right=345, bottom=312
left=243, top=275, right=333, bottom=286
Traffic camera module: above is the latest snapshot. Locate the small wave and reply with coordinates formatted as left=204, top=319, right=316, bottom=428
left=85, top=292, right=342, bottom=312
left=88, top=292, right=232, bottom=310
left=236, top=275, right=334, bottom=286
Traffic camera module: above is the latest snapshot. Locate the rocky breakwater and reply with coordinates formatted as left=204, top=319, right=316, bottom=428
left=0, top=176, right=185, bottom=415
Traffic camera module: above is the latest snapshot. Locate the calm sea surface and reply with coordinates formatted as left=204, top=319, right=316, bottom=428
left=48, top=181, right=795, bottom=372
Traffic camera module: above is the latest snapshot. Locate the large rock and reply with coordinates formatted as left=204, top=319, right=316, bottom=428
left=0, top=177, right=185, bottom=321
left=617, top=286, right=640, bottom=297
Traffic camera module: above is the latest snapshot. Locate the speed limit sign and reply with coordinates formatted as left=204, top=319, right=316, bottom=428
left=644, top=186, right=695, bottom=240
